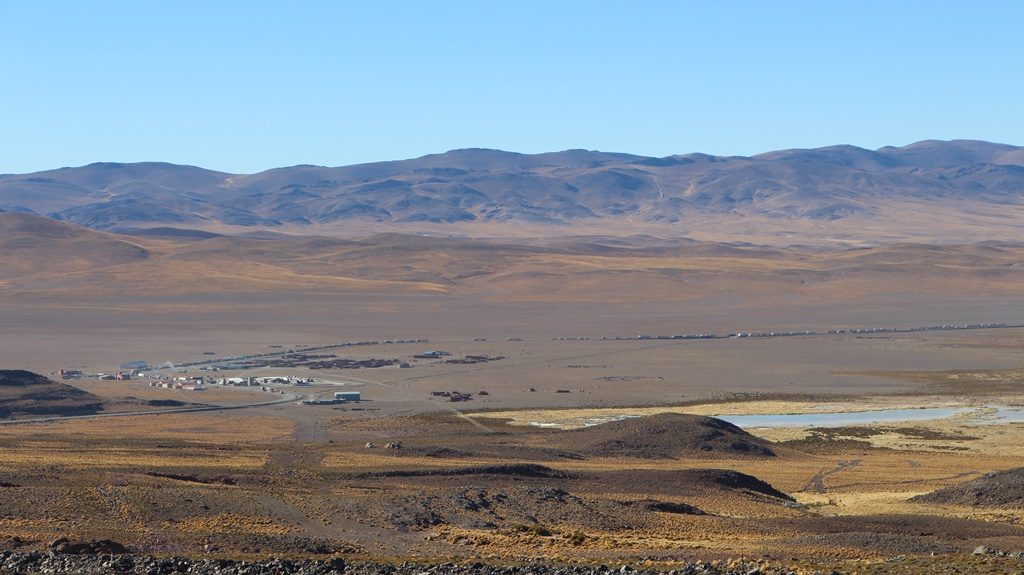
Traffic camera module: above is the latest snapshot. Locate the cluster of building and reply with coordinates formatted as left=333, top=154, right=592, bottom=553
left=413, top=350, right=451, bottom=359
left=604, top=323, right=1015, bottom=342
left=56, top=369, right=136, bottom=381
left=826, top=323, right=1008, bottom=334
left=441, top=355, right=505, bottom=365
left=622, top=333, right=719, bottom=341
left=411, top=351, right=504, bottom=365
left=137, top=373, right=316, bottom=392
left=430, top=390, right=485, bottom=402
left=728, top=331, right=816, bottom=338
left=214, top=376, right=314, bottom=386
left=150, top=377, right=206, bottom=391
left=202, top=355, right=402, bottom=371
left=175, top=338, right=428, bottom=370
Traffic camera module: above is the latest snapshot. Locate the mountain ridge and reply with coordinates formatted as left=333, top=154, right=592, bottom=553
left=1, top=140, right=1023, bottom=238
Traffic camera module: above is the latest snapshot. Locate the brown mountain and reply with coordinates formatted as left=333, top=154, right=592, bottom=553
left=1, top=140, right=1022, bottom=241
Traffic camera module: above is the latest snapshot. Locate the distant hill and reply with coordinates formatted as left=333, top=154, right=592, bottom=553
left=548, top=413, right=777, bottom=459
left=0, top=370, right=105, bottom=419
left=0, top=213, right=149, bottom=279
left=1, top=213, right=1023, bottom=304
left=1, top=140, right=1023, bottom=238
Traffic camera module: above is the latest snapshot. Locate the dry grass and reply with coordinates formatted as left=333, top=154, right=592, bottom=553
left=5, top=227, right=1024, bottom=305
left=2, top=403, right=1024, bottom=563
left=168, top=513, right=296, bottom=535
left=858, top=368, right=1024, bottom=394
left=0, top=447, right=265, bottom=470
left=0, top=413, right=292, bottom=471
left=0, top=413, right=294, bottom=443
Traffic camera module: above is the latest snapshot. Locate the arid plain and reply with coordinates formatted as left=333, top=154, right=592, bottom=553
left=3, top=212, right=1024, bottom=573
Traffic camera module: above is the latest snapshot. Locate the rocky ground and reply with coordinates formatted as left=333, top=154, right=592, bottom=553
left=7, top=371, right=1024, bottom=569
left=0, top=549, right=788, bottom=575
left=4, top=549, right=1024, bottom=575
left=911, top=467, right=1024, bottom=508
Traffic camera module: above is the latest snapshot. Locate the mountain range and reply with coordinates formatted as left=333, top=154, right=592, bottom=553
left=2, top=140, right=1023, bottom=241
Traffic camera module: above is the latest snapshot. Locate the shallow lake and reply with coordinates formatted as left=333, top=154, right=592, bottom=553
left=528, top=405, right=1024, bottom=430
left=715, top=407, right=965, bottom=428
left=716, top=405, right=1024, bottom=428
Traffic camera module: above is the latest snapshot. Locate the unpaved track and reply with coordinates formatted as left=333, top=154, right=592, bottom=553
left=802, top=459, right=862, bottom=493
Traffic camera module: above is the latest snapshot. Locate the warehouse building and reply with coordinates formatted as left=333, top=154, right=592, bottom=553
left=334, top=391, right=361, bottom=402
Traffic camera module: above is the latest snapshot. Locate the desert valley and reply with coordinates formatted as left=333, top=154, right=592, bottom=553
left=2, top=141, right=1024, bottom=574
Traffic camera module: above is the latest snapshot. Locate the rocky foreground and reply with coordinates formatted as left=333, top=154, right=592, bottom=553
left=4, top=549, right=1024, bottom=575
left=0, top=551, right=820, bottom=575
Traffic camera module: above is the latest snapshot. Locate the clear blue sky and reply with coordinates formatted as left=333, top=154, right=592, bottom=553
left=2, top=1, right=1021, bottom=174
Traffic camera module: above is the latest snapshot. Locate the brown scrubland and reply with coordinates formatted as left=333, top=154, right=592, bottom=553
left=3, top=212, right=1024, bottom=573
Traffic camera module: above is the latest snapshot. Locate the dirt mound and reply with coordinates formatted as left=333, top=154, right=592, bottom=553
left=911, top=467, right=1024, bottom=508
left=641, top=500, right=706, bottom=515
left=143, top=472, right=237, bottom=485
left=0, top=370, right=105, bottom=419
left=552, top=413, right=776, bottom=459
left=143, top=399, right=190, bottom=407
left=360, top=463, right=569, bottom=479
left=599, top=468, right=794, bottom=503
left=699, top=469, right=793, bottom=501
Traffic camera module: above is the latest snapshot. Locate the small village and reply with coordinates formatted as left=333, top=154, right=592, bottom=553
left=57, top=369, right=316, bottom=391
left=51, top=348, right=507, bottom=408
